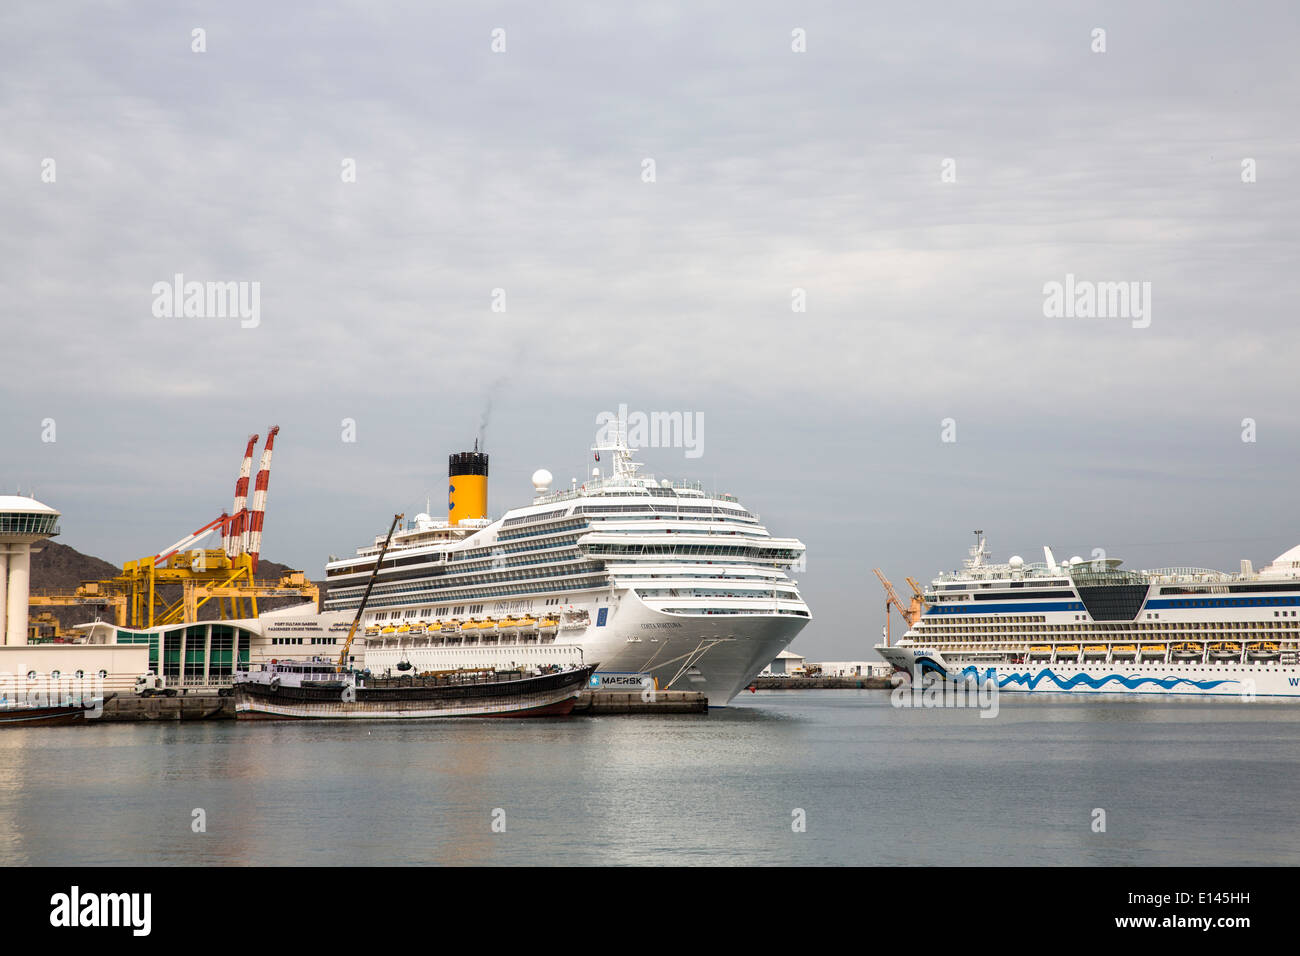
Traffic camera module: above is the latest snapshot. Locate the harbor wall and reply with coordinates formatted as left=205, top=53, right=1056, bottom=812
left=750, top=675, right=892, bottom=690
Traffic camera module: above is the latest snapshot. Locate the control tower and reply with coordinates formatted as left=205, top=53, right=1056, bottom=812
left=0, top=495, right=61, bottom=645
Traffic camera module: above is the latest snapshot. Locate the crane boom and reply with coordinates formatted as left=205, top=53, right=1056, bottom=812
left=872, top=568, right=915, bottom=647
left=905, top=576, right=929, bottom=620
left=226, top=433, right=259, bottom=558
left=337, top=513, right=404, bottom=671
left=245, top=425, right=279, bottom=574
left=154, top=513, right=232, bottom=567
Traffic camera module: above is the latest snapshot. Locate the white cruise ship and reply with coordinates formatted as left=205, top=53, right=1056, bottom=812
left=322, top=420, right=811, bottom=705
left=876, top=533, right=1300, bottom=698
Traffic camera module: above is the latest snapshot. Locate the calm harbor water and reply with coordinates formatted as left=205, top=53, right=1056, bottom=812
left=2, top=690, right=1298, bottom=866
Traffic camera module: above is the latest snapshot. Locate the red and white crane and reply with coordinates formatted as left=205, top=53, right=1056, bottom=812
left=155, top=513, right=233, bottom=567
left=149, top=427, right=281, bottom=573
left=224, top=433, right=259, bottom=558
left=245, top=425, right=279, bottom=574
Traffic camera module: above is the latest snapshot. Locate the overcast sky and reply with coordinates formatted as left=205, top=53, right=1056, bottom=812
left=3, top=2, right=1299, bottom=660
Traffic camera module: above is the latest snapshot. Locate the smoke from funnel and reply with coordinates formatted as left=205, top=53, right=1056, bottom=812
left=477, top=375, right=510, bottom=449
left=478, top=397, right=492, bottom=450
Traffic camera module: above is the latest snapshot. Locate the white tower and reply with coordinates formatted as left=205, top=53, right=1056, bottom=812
left=0, top=495, right=61, bottom=646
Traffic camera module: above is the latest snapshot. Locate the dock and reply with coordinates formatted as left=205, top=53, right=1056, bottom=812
left=750, top=675, right=892, bottom=690
left=99, top=694, right=233, bottom=721
left=572, top=690, right=707, bottom=714
left=87, top=690, right=709, bottom=721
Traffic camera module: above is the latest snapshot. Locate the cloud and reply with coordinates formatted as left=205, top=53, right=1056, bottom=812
left=2, top=1, right=1298, bottom=659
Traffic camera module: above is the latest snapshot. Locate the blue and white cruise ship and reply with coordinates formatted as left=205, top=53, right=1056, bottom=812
left=323, top=419, right=811, bottom=706
left=876, top=533, right=1300, bottom=698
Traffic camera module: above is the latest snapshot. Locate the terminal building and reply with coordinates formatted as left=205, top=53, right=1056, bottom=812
left=761, top=649, right=806, bottom=675
left=813, top=660, right=892, bottom=678
left=0, top=495, right=149, bottom=688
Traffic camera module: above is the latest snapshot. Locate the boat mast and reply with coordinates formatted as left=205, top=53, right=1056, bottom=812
left=337, top=512, right=404, bottom=672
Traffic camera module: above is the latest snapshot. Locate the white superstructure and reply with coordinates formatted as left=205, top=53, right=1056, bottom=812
left=323, top=419, right=811, bottom=705
left=876, top=533, right=1300, bottom=698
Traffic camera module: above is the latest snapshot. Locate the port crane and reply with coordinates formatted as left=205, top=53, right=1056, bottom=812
left=906, top=577, right=929, bottom=617
left=872, top=568, right=926, bottom=647
left=337, top=513, right=404, bottom=672
left=33, top=428, right=315, bottom=632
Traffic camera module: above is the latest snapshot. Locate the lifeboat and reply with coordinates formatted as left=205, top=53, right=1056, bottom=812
left=460, top=620, right=479, bottom=633
left=364, top=626, right=381, bottom=637
left=1247, top=641, right=1281, bottom=661
left=1082, top=645, right=1108, bottom=660
left=1208, top=642, right=1242, bottom=661
left=497, top=617, right=520, bottom=635
left=1110, top=645, right=1137, bottom=660
left=1171, top=642, right=1203, bottom=661
left=1139, top=644, right=1167, bottom=660
left=396, top=624, right=411, bottom=634
left=477, top=618, right=497, bottom=630
left=410, top=623, right=427, bottom=635
left=1028, top=645, right=1053, bottom=660
left=539, top=616, right=560, bottom=634
left=441, top=619, right=460, bottom=633
left=381, top=625, right=396, bottom=635
left=1055, top=645, right=1080, bottom=659
left=516, top=615, right=538, bottom=632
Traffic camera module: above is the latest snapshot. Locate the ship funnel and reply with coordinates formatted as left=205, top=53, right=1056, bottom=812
left=448, top=445, right=489, bottom=526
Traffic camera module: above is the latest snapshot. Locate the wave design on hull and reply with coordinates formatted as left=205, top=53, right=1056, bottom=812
left=963, top=666, right=1240, bottom=692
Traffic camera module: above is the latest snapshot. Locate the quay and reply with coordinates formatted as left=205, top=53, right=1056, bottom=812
left=573, top=690, right=707, bottom=715
left=86, top=689, right=709, bottom=721
left=750, top=675, right=892, bottom=691
left=101, top=693, right=232, bottom=721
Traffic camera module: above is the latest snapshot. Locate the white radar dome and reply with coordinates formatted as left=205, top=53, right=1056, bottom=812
left=592, top=467, right=600, bottom=477
left=1070, top=556, right=1084, bottom=566
left=1009, top=555, right=1024, bottom=568
left=531, top=469, right=553, bottom=491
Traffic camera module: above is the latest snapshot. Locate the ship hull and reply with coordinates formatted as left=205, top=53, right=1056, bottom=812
left=0, top=705, right=91, bottom=726
left=878, top=645, right=1300, bottom=698
left=233, top=665, right=596, bottom=719
left=363, top=592, right=808, bottom=707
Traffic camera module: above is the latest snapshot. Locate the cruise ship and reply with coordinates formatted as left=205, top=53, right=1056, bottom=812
left=876, top=533, right=1300, bottom=698
left=321, top=419, right=811, bottom=705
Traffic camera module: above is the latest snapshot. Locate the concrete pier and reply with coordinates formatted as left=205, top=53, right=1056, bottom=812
left=99, top=694, right=233, bottom=721
left=750, top=675, right=892, bottom=690
left=573, top=690, right=707, bottom=714
left=88, top=690, right=709, bottom=721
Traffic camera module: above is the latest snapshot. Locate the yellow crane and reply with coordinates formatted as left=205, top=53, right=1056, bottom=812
left=872, top=568, right=924, bottom=647
left=29, top=581, right=129, bottom=627
left=31, top=428, right=314, bottom=632
left=338, top=513, right=404, bottom=672
left=906, top=576, right=929, bottom=620
left=115, top=549, right=317, bottom=628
